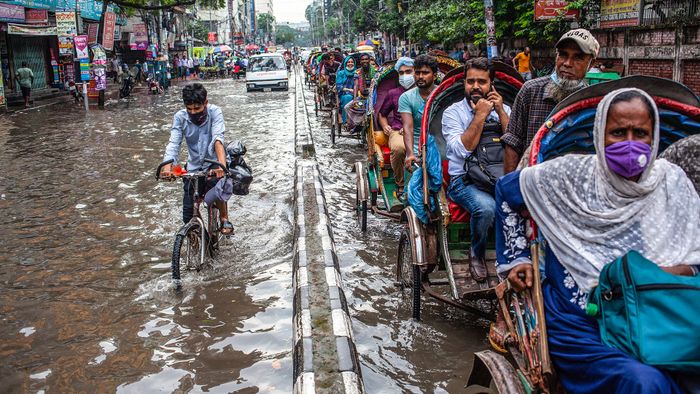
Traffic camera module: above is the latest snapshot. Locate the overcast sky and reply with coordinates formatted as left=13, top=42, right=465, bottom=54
left=274, top=0, right=312, bottom=23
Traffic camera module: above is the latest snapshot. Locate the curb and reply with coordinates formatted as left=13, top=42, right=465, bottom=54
left=291, top=68, right=364, bottom=394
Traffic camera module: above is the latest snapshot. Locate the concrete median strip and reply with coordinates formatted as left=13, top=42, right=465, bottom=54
left=291, top=69, right=364, bottom=394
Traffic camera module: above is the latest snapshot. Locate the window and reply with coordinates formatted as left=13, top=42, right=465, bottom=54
left=249, top=56, right=286, bottom=72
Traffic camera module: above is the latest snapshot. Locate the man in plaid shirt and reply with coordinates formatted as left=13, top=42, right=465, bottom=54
left=503, top=29, right=600, bottom=173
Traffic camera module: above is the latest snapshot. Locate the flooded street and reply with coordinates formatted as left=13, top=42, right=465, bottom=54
left=0, top=70, right=488, bottom=393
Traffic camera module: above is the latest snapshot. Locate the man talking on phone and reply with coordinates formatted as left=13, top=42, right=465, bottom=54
left=441, top=58, right=510, bottom=282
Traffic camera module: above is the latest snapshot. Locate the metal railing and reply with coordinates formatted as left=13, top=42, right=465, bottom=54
left=641, top=0, right=699, bottom=25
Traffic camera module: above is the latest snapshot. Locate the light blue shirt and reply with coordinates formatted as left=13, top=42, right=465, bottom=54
left=163, top=104, right=226, bottom=171
left=442, top=98, right=511, bottom=177
left=398, top=87, right=428, bottom=152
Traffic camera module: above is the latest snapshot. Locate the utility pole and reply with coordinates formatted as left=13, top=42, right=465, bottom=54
left=483, top=0, right=498, bottom=59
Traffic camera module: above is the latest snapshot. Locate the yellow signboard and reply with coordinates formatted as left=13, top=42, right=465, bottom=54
left=600, top=0, right=641, bottom=28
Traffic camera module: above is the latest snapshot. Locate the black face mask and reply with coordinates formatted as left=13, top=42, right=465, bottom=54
left=188, top=108, right=208, bottom=125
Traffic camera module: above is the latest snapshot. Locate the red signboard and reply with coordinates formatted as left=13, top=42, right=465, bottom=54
left=87, top=22, right=98, bottom=44
left=102, top=11, right=116, bottom=50
left=534, top=0, right=579, bottom=21
left=208, top=31, right=217, bottom=44
left=25, top=9, right=47, bottom=24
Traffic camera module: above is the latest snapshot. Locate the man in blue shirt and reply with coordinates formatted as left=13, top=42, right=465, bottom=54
left=441, top=58, right=510, bottom=281
left=160, top=83, right=233, bottom=234
left=399, top=54, right=438, bottom=169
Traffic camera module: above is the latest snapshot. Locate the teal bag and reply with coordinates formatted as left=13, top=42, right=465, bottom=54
left=587, top=250, right=700, bottom=372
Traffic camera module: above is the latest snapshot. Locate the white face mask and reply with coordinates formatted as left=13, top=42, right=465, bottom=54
left=399, top=74, right=415, bottom=89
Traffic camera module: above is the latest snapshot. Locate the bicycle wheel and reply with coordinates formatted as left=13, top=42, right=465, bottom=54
left=171, top=222, right=205, bottom=282
left=208, top=205, right=221, bottom=254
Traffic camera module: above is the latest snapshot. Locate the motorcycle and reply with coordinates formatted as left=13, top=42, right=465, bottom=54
left=119, top=71, right=134, bottom=98
left=147, top=73, right=163, bottom=95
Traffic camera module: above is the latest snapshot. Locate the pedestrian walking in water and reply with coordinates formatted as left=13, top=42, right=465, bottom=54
left=15, top=61, right=34, bottom=108
left=134, top=60, right=143, bottom=84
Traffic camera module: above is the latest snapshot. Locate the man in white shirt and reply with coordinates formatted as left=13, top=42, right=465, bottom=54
left=441, top=58, right=511, bottom=281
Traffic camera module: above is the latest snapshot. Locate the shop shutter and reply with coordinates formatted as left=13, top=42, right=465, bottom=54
left=11, top=36, right=47, bottom=89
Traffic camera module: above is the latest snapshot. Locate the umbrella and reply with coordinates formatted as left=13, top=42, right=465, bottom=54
left=358, top=39, right=376, bottom=47
left=209, top=44, right=233, bottom=54
left=245, top=44, right=260, bottom=51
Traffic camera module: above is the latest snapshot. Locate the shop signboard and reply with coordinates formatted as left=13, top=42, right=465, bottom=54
left=0, top=3, right=25, bottom=23
left=7, top=23, right=56, bottom=35
left=130, top=23, right=148, bottom=50
left=102, top=11, right=116, bottom=50
left=534, top=0, right=579, bottom=21
left=208, top=32, right=217, bottom=44
left=74, top=34, right=88, bottom=58
left=600, top=0, right=641, bottom=28
left=79, top=59, right=90, bottom=81
left=25, top=9, right=48, bottom=24
left=55, top=11, right=76, bottom=36
left=79, top=0, right=105, bottom=21
left=114, top=24, right=121, bottom=41
left=5, top=0, right=55, bottom=10
left=58, top=36, right=72, bottom=56
left=87, top=23, right=98, bottom=44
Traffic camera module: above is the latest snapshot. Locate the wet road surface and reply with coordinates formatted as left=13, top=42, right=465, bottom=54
left=300, top=73, right=489, bottom=392
left=0, top=70, right=488, bottom=393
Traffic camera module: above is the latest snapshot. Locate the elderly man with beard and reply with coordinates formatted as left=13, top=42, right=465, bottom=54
left=441, top=58, right=511, bottom=281
left=503, top=29, right=599, bottom=173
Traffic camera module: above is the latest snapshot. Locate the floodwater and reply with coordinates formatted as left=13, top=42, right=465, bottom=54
left=0, top=69, right=488, bottom=394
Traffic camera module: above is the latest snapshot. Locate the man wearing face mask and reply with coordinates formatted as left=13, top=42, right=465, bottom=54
left=377, top=57, right=415, bottom=197
left=160, top=83, right=233, bottom=234
left=502, top=29, right=599, bottom=173
left=441, top=58, right=511, bottom=281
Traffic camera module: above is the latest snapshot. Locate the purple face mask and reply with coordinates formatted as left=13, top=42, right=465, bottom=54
left=604, top=140, right=652, bottom=179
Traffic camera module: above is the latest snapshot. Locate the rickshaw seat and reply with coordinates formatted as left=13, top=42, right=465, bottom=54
left=381, top=146, right=391, bottom=168
left=440, top=160, right=471, bottom=223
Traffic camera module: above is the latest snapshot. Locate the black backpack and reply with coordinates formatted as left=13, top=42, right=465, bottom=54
left=462, top=120, right=504, bottom=195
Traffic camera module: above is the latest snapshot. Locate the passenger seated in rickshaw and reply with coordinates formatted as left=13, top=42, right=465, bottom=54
left=442, top=58, right=510, bottom=282
left=344, top=54, right=376, bottom=131
left=377, top=57, right=415, bottom=197
left=494, top=89, right=700, bottom=394
left=319, top=53, right=340, bottom=87
left=660, top=134, right=699, bottom=193
left=335, top=57, right=356, bottom=125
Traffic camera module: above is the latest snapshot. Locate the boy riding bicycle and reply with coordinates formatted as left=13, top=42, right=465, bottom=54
left=160, top=83, right=234, bottom=235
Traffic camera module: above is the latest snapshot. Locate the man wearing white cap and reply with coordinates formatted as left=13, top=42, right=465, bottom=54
left=502, top=28, right=599, bottom=173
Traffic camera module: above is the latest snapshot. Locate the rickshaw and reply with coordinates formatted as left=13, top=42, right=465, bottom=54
left=330, top=52, right=373, bottom=146
left=394, top=61, right=524, bottom=320
left=466, top=76, right=700, bottom=393
left=353, top=55, right=464, bottom=231
left=314, top=51, right=344, bottom=117
left=305, top=51, right=321, bottom=88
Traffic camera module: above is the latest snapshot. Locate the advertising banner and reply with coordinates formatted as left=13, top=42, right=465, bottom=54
left=79, top=59, right=90, bottom=81
left=600, top=0, right=641, bottom=28
left=55, top=11, right=76, bottom=36
left=58, top=36, right=72, bottom=56
left=74, top=34, right=88, bottom=58
left=534, top=0, right=580, bottom=21
left=7, top=23, right=56, bottom=35
left=208, top=31, right=216, bottom=44
left=130, top=23, right=148, bottom=50
left=5, top=0, right=54, bottom=10
left=87, top=23, right=98, bottom=44
left=102, top=11, right=116, bottom=50
left=25, top=8, right=48, bottom=24
left=0, top=3, right=25, bottom=23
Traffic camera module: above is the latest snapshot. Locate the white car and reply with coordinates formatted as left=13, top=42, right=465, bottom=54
left=246, top=54, right=289, bottom=92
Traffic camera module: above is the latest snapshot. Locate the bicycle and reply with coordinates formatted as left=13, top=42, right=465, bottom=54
left=155, top=158, right=230, bottom=286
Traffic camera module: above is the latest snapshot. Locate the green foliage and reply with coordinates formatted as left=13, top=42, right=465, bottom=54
left=276, top=25, right=298, bottom=46
left=257, top=13, right=276, bottom=34
left=190, top=19, right=209, bottom=43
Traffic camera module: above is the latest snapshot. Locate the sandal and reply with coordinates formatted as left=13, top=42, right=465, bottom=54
left=488, top=322, right=510, bottom=354
left=220, top=220, right=234, bottom=235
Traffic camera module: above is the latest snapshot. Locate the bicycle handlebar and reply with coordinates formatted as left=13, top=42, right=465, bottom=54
left=203, top=158, right=227, bottom=171
left=155, top=159, right=174, bottom=180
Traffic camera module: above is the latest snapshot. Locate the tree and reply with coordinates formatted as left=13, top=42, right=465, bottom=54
left=275, top=25, right=298, bottom=46
left=257, top=13, right=276, bottom=35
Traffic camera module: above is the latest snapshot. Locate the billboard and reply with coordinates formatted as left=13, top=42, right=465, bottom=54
left=534, top=0, right=580, bottom=21
left=600, top=0, right=641, bottom=28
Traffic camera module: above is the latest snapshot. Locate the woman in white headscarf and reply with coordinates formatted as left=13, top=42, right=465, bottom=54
left=493, top=88, right=699, bottom=394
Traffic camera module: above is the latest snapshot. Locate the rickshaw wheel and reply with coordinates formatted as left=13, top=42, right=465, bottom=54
left=355, top=185, right=368, bottom=232
left=397, top=227, right=421, bottom=320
